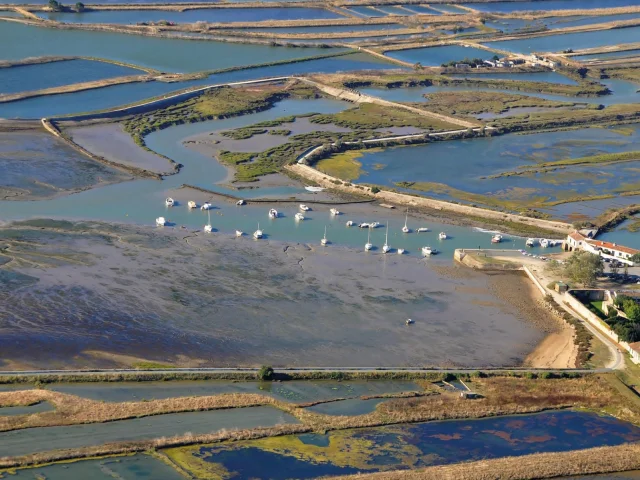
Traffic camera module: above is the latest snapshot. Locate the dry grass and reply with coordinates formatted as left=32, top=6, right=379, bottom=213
left=327, top=443, right=640, bottom=480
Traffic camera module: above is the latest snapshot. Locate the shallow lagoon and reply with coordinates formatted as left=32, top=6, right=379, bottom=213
left=0, top=454, right=185, bottom=480
left=337, top=124, right=640, bottom=217
left=487, top=25, right=640, bottom=54
left=0, top=20, right=339, bottom=73
left=236, top=23, right=404, bottom=34
left=386, top=44, right=493, bottom=66
left=0, top=406, right=297, bottom=457
left=172, top=411, right=640, bottom=479
left=574, top=48, right=640, bottom=62
left=0, top=52, right=398, bottom=119
left=487, top=13, right=640, bottom=33
left=0, top=401, right=53, bottom=416
left=463, top=0, right=639, bottom=12
left=39, top=7, right=343, bottom=24
left=0, top=59, right=142, bottom=95
left=50, top=380, right=420, bottom=403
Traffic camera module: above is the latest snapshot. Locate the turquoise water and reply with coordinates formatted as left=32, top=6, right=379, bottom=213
left=0, top=52, right=398, bottom=119
left=595, top=216, right=640, bottom=249
left=0, top=406, right=298, bottom=457
left=0, top=59, right=142, bottom=95
left=387, top=44, right=493, bottom=66
left=0, top=98, right=553, bottom=253
left=39, top=7, right=343, bottom=24
left=487, top=25, right=640, bottom=54
left=575, top=48, right=640, bottom=61
left=0, top=20, right=338, bottom=72
left=232, top=23, right=404, bottom=34
left=187, top=411, right=640, bottom=479
left=0, top=454, right=185, bottom=480
left=463, top=0, right=639, bottom=12
left=332, top=124, right=640, bottom=218
left=51, top=380, right=419, bottom=403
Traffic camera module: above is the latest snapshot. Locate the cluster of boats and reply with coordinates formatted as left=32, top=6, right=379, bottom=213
left=526, top=238, right=561, bottom=248
left=157, top=200, right=448, bottom=254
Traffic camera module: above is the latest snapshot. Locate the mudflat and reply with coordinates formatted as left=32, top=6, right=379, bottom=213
left=0, top=220, right=551, bottom=369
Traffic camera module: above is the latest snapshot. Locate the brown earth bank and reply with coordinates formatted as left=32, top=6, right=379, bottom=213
left=327, top=443, right=640, bottom=480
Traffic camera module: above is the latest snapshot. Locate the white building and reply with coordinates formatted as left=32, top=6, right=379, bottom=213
left=564, top=231, right=639, bottom=265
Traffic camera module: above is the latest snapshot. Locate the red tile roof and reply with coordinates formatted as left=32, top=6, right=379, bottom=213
left=568, top=231, right=585, bottom=242
left=585, top=239, right=640, bottom=256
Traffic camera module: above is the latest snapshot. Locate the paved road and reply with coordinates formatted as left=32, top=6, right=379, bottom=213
left=0, top=367, right=611, bottom=378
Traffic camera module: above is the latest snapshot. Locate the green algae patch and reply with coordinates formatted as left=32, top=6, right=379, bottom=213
left=316, top=150, right=371, bottom=181
left=164, top=447, right=231, bottom=480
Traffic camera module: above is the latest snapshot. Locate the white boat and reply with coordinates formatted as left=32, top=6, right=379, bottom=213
left=540, top=239, right=550, bottom=248
left=491, top=234, right=502, bottom=244
left=397, top=248, right=405, bottom=255
left=236, top=199, right=245, bottom=206
left=417, top=227, right=429, bottom=233
left=305, top=186, right=324, bottom=192
left=423, top=246, right=438, bottom=256
left=438, top=232, right=448, bottom=240
left=402, top=208, right=410, bottom=233
left=201, top=202, right=212, bottom=211
left=406, top=318, right=414, bottom=325
left=330, top=208, right=341, bottom=216
left=365, top=229, right=373, bottom=251
left=188, top=201, right=197, bottom=209
left=156, top=217, right=166, bottom=226
left=370, top=222, right=380, bottom=229
left=382, top=223, right=391, bottom=254
left=294, top=212, right=305, bottom=221
left=204, top=210, right=212, bottom=233
left=346, top=220, right=355, bottom=227
left=359, top=222, right=370, bottom=229
left=236, top=230, right=244, bottom=237
left=253, top=223, right=263, bottom=239
left=299, top=204, right=310, bottom=211
left=526, top=238, right=536, bottom=247
left=321, top=226, right=328, bottom=246
left=165, top=197, right=174, bottom=207
left=268, top=208, right=278, bottom=219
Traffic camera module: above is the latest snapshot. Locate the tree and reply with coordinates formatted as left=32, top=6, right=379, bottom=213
left=257, top=365, right=274, bottom=381
left=563, top=251, right=604, bottom=287
left=631, top=253, right=640, bottom=265
left=623, top=263, right=629, bottom=280
left=413, top=62, right=423, bottom=71
left=370, top=186, right=380, bottom=194
left=610, top=262, right=620, bottom=276
left=48, top=0, right=63, bottom=11
left=75, top=1, right=85, bottom=11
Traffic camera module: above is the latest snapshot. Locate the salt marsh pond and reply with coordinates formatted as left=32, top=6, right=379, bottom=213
left=168, top=411, right=640, bottom=479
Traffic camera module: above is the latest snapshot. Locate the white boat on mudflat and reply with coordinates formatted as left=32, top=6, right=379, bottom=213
left=187, top=201, right=197, bottom=209
left=438, top=232, right=448, bottom=240
left=370, top=222, right=380, bottom=229
left=359, top=222, right=370, bottom=229
left=491, top=234, right=502, bottom=244
left=305, top=186, right=324, bottom=192
left=365, top=229, right=373, bottom=251
left=268, top=209, right=278, bottom=219
left=295, top=212, right=305, bottom=221
left=165, top=197, right=174, bottom=207
left=540, top=239, right=550, bottom=248
left=321, top=226, right=328, bottom=246
left=417, top=227, right=429, bottom=233
left=236, top=230, right=244, bottom=237
left=299, top=204, right=310, bottom=211
left=526, top=238, right=537, bottom=247
left=422, top=246, right=437, bottom=256
left=253, top=223, right=263, bottom=239
left=382, top=223, right=391, bottom=253
left=204, top=210, right=212, bottom=233
left=156, top=217, right=166, bottom=226
left=346, top=220, right=355, bottom=227
left=330, top=208, right=341, bottom=215
left=402, top=208, right=410, bottom=233
left=201, top=202, right=212, bottom=210
left=397, top=248, right=405, bottom=255
left=236, top=199, right=245, bottom=206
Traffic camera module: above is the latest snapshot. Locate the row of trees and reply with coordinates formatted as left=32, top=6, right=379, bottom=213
left=606, top=295, right=640, bottom=343
left=48, top=0, right=85, bottom=12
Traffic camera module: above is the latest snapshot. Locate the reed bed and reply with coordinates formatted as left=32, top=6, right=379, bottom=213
left=328, top=443, right=640, bottom=480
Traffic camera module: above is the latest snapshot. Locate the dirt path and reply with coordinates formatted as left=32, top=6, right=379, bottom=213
left=525, top=327, right=577, bottom=369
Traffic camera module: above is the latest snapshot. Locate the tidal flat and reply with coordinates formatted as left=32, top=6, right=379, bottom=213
left=0, top=220, right=554, bottom=369
left=0, top=129, right=131, bottom=200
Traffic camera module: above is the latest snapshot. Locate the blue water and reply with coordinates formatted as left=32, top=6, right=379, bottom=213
left=574, top=48, right=640, bottom=61
left=387, top=44, right=493, bottom=66
left=449, top=70, right=578, bottom=85
left=376, top=5, right=411, bottom=16
left=233, top=23, right=404, bottom=34
left=0, top=52, right=399, bottom=119
left=463, top=0, right=640, bottom=12
left=348, top=6, right=385, bottom=18
left=594, top=216, right=640, bottom=249
left=0, top=59, right=142, bottom=95
left=487, top=25, right=640, bottom=54
left=0, top=20, right=339, bottom=73
left=404, top=4, right=443, bottom=15
left=334, top=123, right=640, bottom=215
left=431, top=4, right=467, bottom=14
left=38, top=7, right=343, bottom=24
left=189, top=411, right=640, bottom=479
left=487, top=13, right=640, bottom=33
left=306, top=398, right=387, bottom=415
